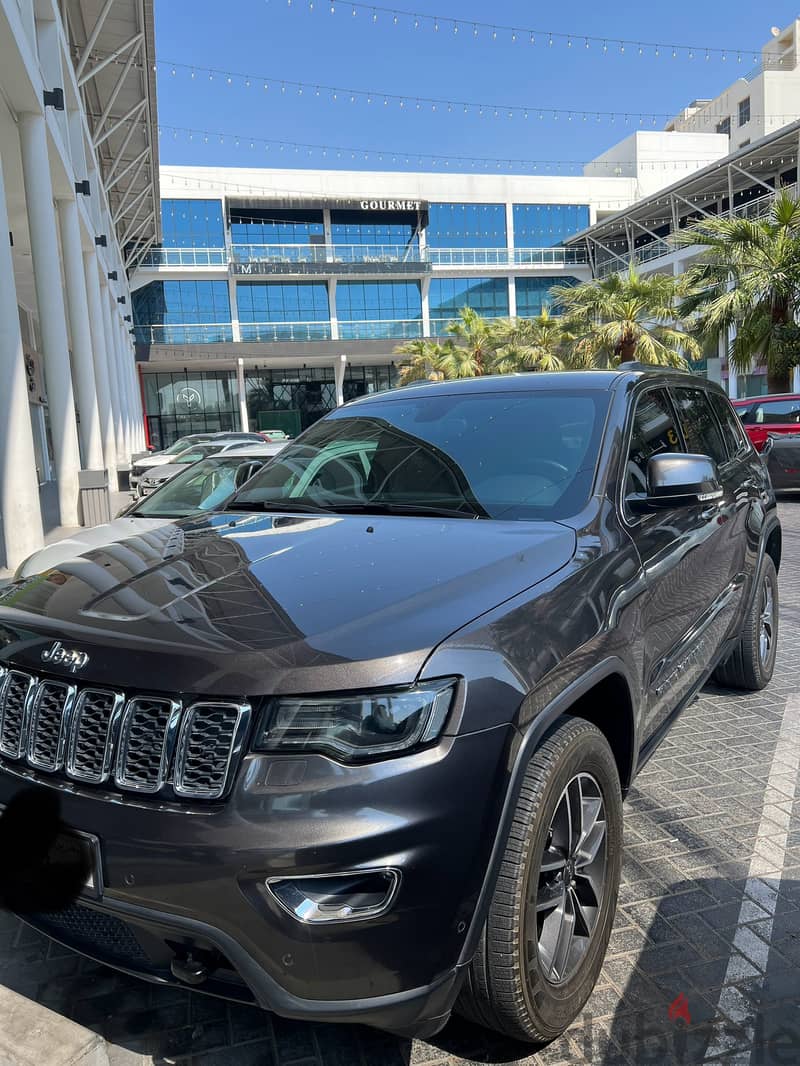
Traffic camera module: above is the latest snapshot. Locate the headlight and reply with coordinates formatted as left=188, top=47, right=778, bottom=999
left=253, top=679, right=457, bottom=762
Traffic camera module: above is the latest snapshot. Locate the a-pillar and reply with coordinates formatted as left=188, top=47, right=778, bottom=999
left=0, top=150, right=44, bottom=569
left=18, top=112, right=81, bottom=526
left=83, top=252, right=118, bottom=488
left=101, top=285, right=127, bottom=466
left=57, top=197, right=104, bottom=470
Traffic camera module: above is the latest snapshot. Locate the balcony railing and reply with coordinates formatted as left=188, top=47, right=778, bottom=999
left=138, top=248, right=228, bottom=267
left=338, top=320, right=424, bottom=340
left=239, top=322, right=332, bottom=342
left=428, top=247, right=588, bottom=267
left=231, top=243, right=424, bottom=264
left=138, top=323, right=234, bottom=344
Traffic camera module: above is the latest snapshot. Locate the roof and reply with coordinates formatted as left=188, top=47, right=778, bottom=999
left=565, top=118, right=800, bottom=248
left=66, top=0, right=161, bottom=269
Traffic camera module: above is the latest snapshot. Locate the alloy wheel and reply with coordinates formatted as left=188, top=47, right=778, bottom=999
left=530, top=772, right=608, bottom=986
left=760, top=575, right=775, bottom=665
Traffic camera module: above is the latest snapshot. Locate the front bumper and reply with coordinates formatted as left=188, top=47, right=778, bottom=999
left=1, top=724, right=511, bottom=1035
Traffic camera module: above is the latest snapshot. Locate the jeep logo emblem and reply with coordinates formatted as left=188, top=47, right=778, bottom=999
left=41, top=641, right=89, bottom=673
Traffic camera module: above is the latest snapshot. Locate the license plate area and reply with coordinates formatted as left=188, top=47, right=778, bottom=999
left=48, top=827, right=103, bottom=899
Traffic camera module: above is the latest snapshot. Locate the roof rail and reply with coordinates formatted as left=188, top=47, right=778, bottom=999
left=617, top=361, right=689, bottom=375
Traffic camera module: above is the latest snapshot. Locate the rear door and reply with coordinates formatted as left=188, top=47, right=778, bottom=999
left=622, top=386, right=741, bottom=749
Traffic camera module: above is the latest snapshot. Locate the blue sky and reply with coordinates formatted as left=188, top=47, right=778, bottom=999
left=154, top=1, right=799, bottom=173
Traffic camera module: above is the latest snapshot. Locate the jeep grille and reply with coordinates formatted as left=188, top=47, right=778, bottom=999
left=0, top=665, right=249, bottom=801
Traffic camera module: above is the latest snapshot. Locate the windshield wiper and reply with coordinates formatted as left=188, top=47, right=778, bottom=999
left=225, top=500, right=333, bottom=514
left=332, top=502, right=486, bottom=519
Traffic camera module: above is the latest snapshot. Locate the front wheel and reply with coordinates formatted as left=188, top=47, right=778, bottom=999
left=713, top=554, right=778, bottom=691
left=456, top=716, right=623, bottom=1043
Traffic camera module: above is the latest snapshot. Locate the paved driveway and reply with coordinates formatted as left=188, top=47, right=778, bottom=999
left=3, top=502, right=800, bottom=1065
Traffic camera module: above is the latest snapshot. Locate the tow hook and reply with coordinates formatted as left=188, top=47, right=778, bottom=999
left=170, top=952, right=210, bottom=986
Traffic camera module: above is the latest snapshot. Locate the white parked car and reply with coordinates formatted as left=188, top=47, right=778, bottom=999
left=136, top=439, right=283, bottom=496
left=13, top=444, right=284, bottom=580
left=129, top=432, right=264, bottom=490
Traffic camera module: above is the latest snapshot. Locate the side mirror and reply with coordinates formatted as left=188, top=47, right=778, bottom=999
left=630, top=453, right=722, bottom=512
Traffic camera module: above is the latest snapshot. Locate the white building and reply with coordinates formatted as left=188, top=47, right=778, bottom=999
left=0, top=0, right=158, bottom=571
left=666, top=20, right=800, bottom=150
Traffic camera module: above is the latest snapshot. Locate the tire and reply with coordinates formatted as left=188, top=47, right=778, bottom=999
left=456, top=716, right=623, bottom=1043
left=713, top=554, right=778, bottom=691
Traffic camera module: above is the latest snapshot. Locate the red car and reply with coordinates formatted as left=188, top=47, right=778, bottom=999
left=732, top=394, right=800, bottom=451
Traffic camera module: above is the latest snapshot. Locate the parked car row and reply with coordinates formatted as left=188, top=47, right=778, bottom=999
left=130, top=430, right=290, bottom=490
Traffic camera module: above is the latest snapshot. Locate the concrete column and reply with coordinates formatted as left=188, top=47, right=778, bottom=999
left=421, top=274, right=431, bottom=338
left=101, top=286, right=126, bottom=464
left=83, top=252, right=118, bottom=487
left=114, top=314, right=133, bottom=460
left=57, top=197, right=104, bottom=470
left=328, top=278, right=339, bottom=341
left=237, top=357, right=249, bottom=431
left=334, top=354, right=347, bottom=406
left=19, top=112, right=81, bottom=526
left=793, top=366, right=800, bottom=393
left=508, top=276, right=517, bottom=319
left=0, top=151, right=44, bottom=569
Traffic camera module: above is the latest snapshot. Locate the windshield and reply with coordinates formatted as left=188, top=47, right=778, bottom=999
left=133, top=456, right=269, bottom=517
left=172, top=443, right=226, bottom=463
left=161, top=436, right=207, bottom=456
left=230, top=389, right=608, bottom=521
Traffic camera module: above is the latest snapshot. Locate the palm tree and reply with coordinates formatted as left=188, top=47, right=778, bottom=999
left=676, top=190, right=800, bottom=393
left=394, top=339, right=449, bottom=384
left=489, top=310, right=571, bottom=373
left=550, top=267, right=701, bottom=369
left=443, top=307, right=495, bottom=374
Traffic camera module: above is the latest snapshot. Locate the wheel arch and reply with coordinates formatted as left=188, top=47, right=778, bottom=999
left=458, top=657, right=638, bottom=970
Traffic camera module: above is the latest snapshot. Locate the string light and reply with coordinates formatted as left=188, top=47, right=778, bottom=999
left=274, top=0, right=752, bottom=62
left=158, top=123, right=790, bottom=177
left=156, top=59, right=799, bottom=127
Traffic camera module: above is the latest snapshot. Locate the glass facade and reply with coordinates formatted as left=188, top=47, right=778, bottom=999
left=336, top=280, right=422, bottom=339
left=237, top=281, right=330, bottom=340
left=132, top=280, right=232, bottom=344
left=515, top=276, right=579, bottom=317
left=429, top=277, right=509, bottom=335
left=143, top=371, right=238, bottom=449
left=244, top=364, right=399, bottom=435
left=229, top=208, right=324, bottom=246
left=426, top=203, right=507, bottom=248
left=512, top=204, right=590, bottom=247
left=330, top=209, right=419, bottom=248
left=161, top=199, right=225, bottom=248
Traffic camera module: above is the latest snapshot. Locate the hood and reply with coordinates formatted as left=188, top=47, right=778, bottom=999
left=131, top=453, right=173, bottom=470
left=0, top=512, right=576, bottom=695
left=16, top=518, right=171, bottom=579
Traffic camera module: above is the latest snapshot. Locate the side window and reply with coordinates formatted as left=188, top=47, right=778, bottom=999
left=761, top=399, right=800, bottom=424
left=706, top=391, right=749, bottom=458
left=670, top=388, right=729, bottom=466
left=624, top=389, right=683, bottom=500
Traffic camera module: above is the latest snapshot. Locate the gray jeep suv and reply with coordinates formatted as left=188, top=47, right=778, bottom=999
left=0, top=367, right=781, bottom=1043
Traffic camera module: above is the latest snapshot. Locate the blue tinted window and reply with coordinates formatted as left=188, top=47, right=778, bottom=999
left=336, top=281, right=422, bottom=321
left=331, top=210, right=419, bottom=248
left=161, top=200, right=225, bottom=248
left=512, top=204, right=590, bottom=247
left=236, top=282, right=330, bottom=323
left=515, top=276, right=579, bottom=317
left=429, top=277, right=508, bottom=334
left=229, top=209, right=324, bottom=245
left=132, top=281, right=231, bottom=343
left=426, top=204, right=506, bottom=248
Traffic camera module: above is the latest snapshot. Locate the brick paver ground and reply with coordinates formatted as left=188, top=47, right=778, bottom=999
left=3, top=502, right=800, bottom=1065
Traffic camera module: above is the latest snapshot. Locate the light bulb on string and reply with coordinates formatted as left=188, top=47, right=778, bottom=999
left=567, top=36, right=572, bottom=47
left=453, top=22, right=458, bottom=33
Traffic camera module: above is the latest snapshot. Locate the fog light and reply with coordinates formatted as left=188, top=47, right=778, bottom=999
left=267, top=869, right=400, bottom=924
